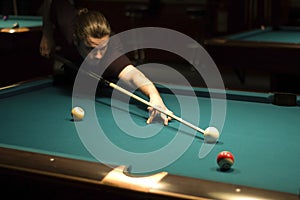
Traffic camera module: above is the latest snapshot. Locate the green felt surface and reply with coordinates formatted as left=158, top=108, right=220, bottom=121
left=228, top=27, right=300, bottom=44
left=0, top=79, right=299, bottom=195
left=0, top=15, right=42, bottom=28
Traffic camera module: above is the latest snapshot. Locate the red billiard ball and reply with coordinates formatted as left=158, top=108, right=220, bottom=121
left=217, top=151, right=234, bottom=171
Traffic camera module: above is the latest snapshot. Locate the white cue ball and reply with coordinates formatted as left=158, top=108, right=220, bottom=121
left=204, top=127, right=219, bottom=143
left=71, top=106, right=85, bottom=121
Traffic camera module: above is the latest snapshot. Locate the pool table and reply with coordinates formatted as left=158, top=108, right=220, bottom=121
left=0, top=77, right=299, bottom=199
left=0, top=15, right=42, bottom=32
left=0, top=15, right=51, bottom=87
left=0, top=15, right=43, bottom=53
left=204, top=26, right=300, bottom=93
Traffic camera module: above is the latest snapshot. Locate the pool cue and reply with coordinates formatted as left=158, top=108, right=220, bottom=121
left=12, top=0, right=18, bottom=15
left=53, top=54, right=206, bottom=135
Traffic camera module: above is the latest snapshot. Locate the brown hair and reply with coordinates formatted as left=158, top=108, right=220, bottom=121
left=73, top=8, right=111, bottom=44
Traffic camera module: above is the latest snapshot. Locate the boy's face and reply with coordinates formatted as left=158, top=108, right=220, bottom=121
left=76, top=35, right=110, bottom=61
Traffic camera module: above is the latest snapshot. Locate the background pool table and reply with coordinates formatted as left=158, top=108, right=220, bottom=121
left=0, top=15, right=42, bottom=31
left=0, top=15, right=51, bottom=87
left=204, top=26, right=300, bottom=93
left=0, top=78, right=299, bottom=199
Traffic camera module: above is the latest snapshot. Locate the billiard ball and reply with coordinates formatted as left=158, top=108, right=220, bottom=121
left=204, top=127, right=219, bottom=143
left=217, top=151, right=234, bottom=171
left=71, top=106, right=85, bottom=121
left=12, top=22, right=19, bottom=29
left=2, top=15, right=8, bottom=21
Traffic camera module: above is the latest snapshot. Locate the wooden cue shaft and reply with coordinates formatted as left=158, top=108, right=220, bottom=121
left=13, top=0, right=18, bottom=15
